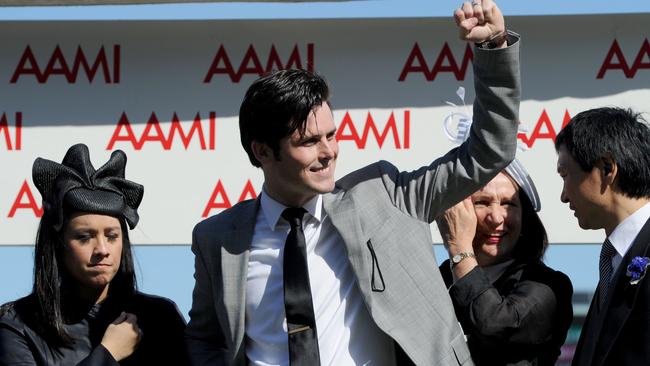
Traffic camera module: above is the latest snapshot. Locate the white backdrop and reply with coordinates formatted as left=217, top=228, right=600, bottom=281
left=1, top=15, right=649, bottom=245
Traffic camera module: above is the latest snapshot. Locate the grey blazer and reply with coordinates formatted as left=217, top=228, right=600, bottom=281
left=186, top=35, right=521, bottom=366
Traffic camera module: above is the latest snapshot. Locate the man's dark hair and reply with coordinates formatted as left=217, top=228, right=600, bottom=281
left=239, top=69, right=330, bottom=167
left=555, top=107, right=650, bottom=199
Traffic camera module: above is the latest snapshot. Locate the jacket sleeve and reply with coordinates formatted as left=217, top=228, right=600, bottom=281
left=138, top=296, right=190, bottom=366
left=0, top=323, right=118, bottom=366
left=75, top=345, right=120, bottom=366
left=377, top=33, right=521, bottom=223
left=185, top=226, right=229, bottom=366
left=449, top=264, right=573, bottom=345
left=0, top=323, right=38, bottom=366
left=159, top=300, right=190, bottom=366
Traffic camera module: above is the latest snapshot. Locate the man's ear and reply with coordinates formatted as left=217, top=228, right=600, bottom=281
left=251, top=141, right=272, bottom=165
left=599, top=156, right=617, bottom=186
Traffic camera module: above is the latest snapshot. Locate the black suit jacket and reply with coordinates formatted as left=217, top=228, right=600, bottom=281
left=573, top=218, right=650, bottom=366
left=440, top=259, right=573, bottom=366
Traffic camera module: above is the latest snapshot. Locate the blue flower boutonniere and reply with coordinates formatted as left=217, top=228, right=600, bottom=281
left=626, top=256, right=650, bottom=285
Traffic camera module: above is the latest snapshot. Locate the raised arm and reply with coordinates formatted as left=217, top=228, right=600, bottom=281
left=379, top=0, right=521, bottom=222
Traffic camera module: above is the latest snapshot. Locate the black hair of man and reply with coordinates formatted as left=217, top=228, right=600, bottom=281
left=239, top=68, right=330, bottom=168
left=555, top=107, right=650, bottom=199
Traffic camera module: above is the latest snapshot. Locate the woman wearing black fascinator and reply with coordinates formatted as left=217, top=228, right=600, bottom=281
left=0, top=144, right=188, bottom=365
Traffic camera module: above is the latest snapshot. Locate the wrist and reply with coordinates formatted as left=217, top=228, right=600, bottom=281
left=450, top=251, right=476, bottom=268
left=100, top=341, right=119, bottom=361
left=446, top=242, right=474, bottom=257
left=475, top=29, right=508, bottom=49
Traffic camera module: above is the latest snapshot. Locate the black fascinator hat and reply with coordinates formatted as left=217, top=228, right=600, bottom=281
left=32, top=144, right=144, bottom=231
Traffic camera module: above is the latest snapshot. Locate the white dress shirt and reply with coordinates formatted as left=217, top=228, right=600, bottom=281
left=607, top=202, right=650, bottom=273
left=245, top=191, right=395, bottom=366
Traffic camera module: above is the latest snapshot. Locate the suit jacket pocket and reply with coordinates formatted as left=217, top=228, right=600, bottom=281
left=367, top=240, right=386, bottom=292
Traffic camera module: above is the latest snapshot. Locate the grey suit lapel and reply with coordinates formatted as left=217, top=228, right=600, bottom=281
left=219, top=199, right=259, bottom=356
left=323, top=193, right=372, bottom=300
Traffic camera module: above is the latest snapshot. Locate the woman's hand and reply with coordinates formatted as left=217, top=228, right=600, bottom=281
left=101, top=312, right=142, bottom=361
left=437, top=197, right=479, bottom=280
left=437, top=197, right=477, bottom=253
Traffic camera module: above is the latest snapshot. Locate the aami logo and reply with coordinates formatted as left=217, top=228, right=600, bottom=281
left=336, top=110, right=410, bottom=149
left=517, top=109, right=572, bottom=149
left=107, top=112, right=216, bottom=150
left=10, top=45, right=120, bottom=84
left=399, top=43, right=473, bottom=81
left=8, top=180, right=43, bottom=218
left=0, top=112, right=22, bottom=150
left=598, top=39, right=650, bottom=79
left=204, top=44, right=314, bottom=83
left=202, top=179, right=258, bottom=217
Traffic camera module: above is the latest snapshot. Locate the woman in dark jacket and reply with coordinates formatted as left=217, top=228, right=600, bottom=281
left=436, top=163, right=573, bottom=366
left=0, top=144, right=188, bottom=365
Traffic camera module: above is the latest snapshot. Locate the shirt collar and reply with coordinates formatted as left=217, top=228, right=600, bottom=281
left=608, top=202, right=650, bottom=258
left=260, top=188, right=324, bottom=231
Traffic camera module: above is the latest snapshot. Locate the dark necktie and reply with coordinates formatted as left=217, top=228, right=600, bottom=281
left=598, top=239, right=616, bottom=307
left=281, top=208, right=320, bottom=366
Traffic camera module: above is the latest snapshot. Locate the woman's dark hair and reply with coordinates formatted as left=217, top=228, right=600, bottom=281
left=27, top=211, right=137, bottom=347
left=513, top=186, right=548, bottom=263
left=0, top=144, right=144, bottom=348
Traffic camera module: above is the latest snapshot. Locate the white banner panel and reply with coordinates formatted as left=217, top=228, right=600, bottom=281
left=1, top=15, right=648, bottom=245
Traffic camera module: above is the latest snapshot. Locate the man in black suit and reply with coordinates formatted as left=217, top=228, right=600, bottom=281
left=556, top=107, right=650, bottom=366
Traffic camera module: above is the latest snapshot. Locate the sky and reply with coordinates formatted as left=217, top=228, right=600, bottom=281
left=0, top=0, right=640, bottom=319
left=1, top=0, right=649, bottom=21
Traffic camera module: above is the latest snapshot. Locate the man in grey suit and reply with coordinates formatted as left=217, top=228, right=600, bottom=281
left=186, top=1, right=520, bottom=364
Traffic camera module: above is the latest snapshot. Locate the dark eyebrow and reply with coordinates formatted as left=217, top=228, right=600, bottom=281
left=297, top=126, right=337, bottom=143
left=297, top=133, right=320, bottom=143
left=72, top=228, right=98, bottom=235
